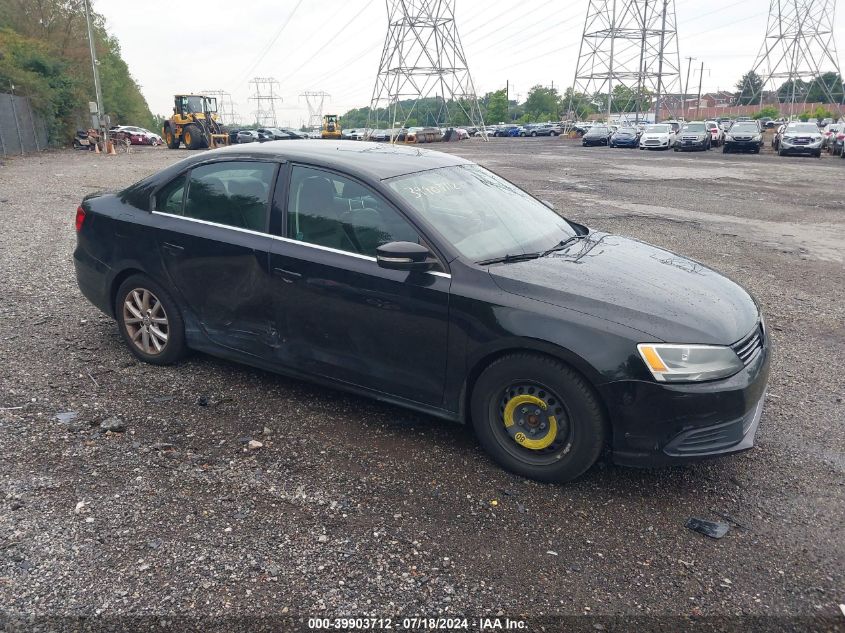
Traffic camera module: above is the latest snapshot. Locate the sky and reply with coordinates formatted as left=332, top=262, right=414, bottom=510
left=95, top=0, right=845, bottom=127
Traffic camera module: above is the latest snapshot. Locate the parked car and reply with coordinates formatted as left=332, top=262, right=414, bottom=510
left=73, top=140, right=770, bottom=483
left=772, top=125, right=785, bottom=151
left=821, top=123, right=844, bottom=151
left=706, top=120, right=724, bottom=147
left=663, top=120, right=683, bottom=134
left=830, top=128, right=845, bottom=156
left=110, top=126, right=163, bottom=146
left=723, top=121, right=763, bottom=154
left=493, top=125, right=520, bottom=137
left=582, top=125, right=612, bottom=146
left=777, top=121, right=823, bottom=157
left=674, top=121, right=712, bottom=152
left=236, top=130, right=259, bottom=143
left=257, top=128, right=296, bottom=141
left=638, top=123, right=676, bottom=150
left=609, top=126, right=640, bottom=148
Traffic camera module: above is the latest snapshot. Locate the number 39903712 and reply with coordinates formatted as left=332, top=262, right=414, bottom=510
left=405, top=182, right=460, bottom=199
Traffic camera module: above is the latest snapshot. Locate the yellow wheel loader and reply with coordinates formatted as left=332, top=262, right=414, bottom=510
left=162, top=95, right=230, bottom=150
left=321, top=114, right=342, bottom=139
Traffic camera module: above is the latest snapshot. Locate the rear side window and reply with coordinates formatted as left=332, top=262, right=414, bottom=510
left=183, top=161, right=276, bottom=232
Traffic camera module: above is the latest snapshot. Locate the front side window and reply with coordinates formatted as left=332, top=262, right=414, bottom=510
left=154, top=174, right=186, bottom=214
left=287, top=165, right=420, bottom=257
left=386, top=164, right=577, bottom=263
left=183, top=161, right=276, bottom=232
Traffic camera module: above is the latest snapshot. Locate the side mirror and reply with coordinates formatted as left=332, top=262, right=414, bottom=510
left=376, top=242, right=436, bottom=272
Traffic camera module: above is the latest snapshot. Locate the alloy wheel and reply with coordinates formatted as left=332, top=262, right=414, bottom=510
left=123, top=288, right=169, bottom=355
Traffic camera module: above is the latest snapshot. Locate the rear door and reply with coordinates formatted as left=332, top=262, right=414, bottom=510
left=152, top=159, right=280, bottom=357
left=267, top=164, right=451, bottom=407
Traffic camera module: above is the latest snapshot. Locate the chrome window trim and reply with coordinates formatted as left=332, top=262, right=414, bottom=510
left=150, top=210, right=451, bottom=278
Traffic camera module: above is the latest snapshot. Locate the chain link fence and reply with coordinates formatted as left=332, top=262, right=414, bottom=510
left=0, top=92, right=49, bottom=157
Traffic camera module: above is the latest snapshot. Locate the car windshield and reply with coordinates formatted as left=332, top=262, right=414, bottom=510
left=731, top=123, right=758, bottom=133
left=646, top=125, right=670, bottom=133
left=386, top=164, right=576, bottom=263
left=590, top=126, right=608, bottom=133
left=617, top=127, right=636, bottom=134
left=682, top=123, right=706, bottom=132
left=787, top=123, right=820, bottom=133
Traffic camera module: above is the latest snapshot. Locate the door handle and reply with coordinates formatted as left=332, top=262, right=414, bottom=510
left=273, top=267, right=302, bottom=283
left=162, top=242, right=185, bottom=255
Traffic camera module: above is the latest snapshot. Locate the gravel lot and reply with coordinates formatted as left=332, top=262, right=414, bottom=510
left=0, top=139, right=843, bottom=632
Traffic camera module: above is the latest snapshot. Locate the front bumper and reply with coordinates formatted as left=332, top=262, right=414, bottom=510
left=724, top=139, right=762, bottom=151
left=780, top=140, right=822, bottom=154
left=676, top=138, right=709, bottom=150
left=600, top=326, right=771, bottom=467
left=611, top=138, right=638, bottom=147
left=640, top=139, right=671, bottom=149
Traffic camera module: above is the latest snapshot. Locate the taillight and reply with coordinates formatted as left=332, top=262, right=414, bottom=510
left=837, top=133, right=845, bottom=140
left=75, top=206, right=86, bottom=232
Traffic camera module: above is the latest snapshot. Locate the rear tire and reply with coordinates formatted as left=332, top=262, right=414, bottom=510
left=471, top=354, right=607, bottom=483
left=164, top=126, right=180, bottom=149
left=183, top=124, right=204, bottom=150
left=115, top=274, right=186, bottom=365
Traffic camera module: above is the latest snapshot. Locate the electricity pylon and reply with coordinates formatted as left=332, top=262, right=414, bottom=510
left=742, top=0, right=844, bottom=116
left=569, top=0, right=682, bottom=122
left=301, top=91, right=330, bottom=131
left=249, top=77, right=282, bottom=127
left=367, top=0, right=485, bottom=137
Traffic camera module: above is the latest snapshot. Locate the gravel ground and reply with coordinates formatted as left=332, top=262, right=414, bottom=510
left=0, top=140, right=843, bottom=632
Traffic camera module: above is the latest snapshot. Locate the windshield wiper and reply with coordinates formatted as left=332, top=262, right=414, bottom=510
left=477, top=252, right=543, bottom=266
left=540, top=234, right=589, bottom=257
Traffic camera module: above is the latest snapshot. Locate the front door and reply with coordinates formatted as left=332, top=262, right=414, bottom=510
left=268, top=164, right=451, bottom=407
left=152, top=159, right=279, bottom=357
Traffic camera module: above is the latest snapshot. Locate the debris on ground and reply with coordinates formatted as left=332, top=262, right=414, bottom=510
left=685, top=517, right=730, bottom=539
left=99, top=417, right=125, bottom=433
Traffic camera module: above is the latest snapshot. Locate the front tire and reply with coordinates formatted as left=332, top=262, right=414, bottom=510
left=164, top=126, right=180, bottom=149
left=115, top=275, right=186, bottom=365
left=471, top=354, right=607, bottom=483
left=183, top=124, right=204, bottom=150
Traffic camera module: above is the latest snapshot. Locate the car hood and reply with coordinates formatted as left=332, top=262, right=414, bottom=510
left=487, top=232, right=759, bottom=345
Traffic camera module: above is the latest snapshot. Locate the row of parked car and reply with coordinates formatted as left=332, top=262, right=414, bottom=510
left=579, top=117, right=844, bottom=157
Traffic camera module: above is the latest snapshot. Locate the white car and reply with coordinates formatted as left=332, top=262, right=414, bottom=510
left=706, top=120, right=724, bottom=146
left=777, top=121, right=824, bottom=157
left=639, top=124, right=676, bottom=150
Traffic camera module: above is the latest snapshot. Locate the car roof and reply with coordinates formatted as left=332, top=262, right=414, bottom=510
left=204, top=140, right=470, bottom=181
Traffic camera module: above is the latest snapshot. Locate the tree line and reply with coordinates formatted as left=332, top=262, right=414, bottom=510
left=0, top=0, right=155, bottom=145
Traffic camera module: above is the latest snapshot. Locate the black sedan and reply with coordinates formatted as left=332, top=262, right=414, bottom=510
left=609, top=126, right=640, bottom=148
left=582, top=125, right=612, bottom=146
left=74, top=141, right=770, bottom=483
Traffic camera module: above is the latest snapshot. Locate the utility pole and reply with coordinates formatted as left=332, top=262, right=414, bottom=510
left=83, top=0, right=107, bottom=148
left=653, top=0, right=669, bottom=123
left=695, top=61, right=705, bottom=119
left=683, top=56, right=696, bottom=117
left=607, top=0, right=618, bottom=123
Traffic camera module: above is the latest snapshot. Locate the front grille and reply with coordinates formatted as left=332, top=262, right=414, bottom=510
left=733, top=136, right=752, bottom=141
left=732, top=323, right=764, bottom=365
left=644, top=139, right=660, bottom=145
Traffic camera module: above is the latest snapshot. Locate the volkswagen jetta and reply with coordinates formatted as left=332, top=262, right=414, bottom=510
left=74, top=141, right=770, bottom=482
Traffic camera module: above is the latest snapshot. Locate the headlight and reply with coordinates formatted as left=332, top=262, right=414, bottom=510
left=637, top=344, right=744, bottom=383
left=725, top=135, right=734, bottom=141
left=753, top=135, right=762, bottom=141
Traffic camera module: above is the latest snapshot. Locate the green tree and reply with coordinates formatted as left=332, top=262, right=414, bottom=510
left=752, top=105, right=780, bottom=119
left=562, top=87, right=597, bottom=119
left=524, top=85, right=560, bottom=120
left=736, top=70, right=764, bottom=105
left=483, top=89, right=508, bottom=124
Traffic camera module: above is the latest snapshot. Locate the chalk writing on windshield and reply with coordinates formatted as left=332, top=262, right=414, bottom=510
left=404, top=182, right=461, bottom=199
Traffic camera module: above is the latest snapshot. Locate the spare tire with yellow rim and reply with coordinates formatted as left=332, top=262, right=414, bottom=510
left=471, top=353, right=607, bottom=483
